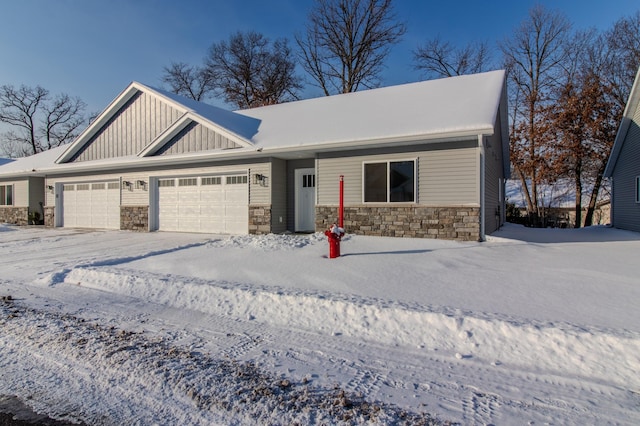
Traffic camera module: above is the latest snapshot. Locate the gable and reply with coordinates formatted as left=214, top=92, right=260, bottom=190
left=70, top=91, right=183, bottom=162
left=155, top=122, right=243, bottom=156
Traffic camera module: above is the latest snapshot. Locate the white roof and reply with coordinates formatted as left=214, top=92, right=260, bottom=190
left=0, top=70, right=507, bottom=177
left=0, top=145, right=68, bottom=176
left=237, top=70, right=505, bottom=149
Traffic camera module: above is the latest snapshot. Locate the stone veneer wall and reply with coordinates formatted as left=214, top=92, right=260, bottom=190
left=0, top=207, right=28, bottom=226
left=44, top=206, right=55, bottom=227
left=316, top=205, right=481, bottom=241
left=249, top=205, right=271, bottom=235
left=121, top=206, right=149, bottom=232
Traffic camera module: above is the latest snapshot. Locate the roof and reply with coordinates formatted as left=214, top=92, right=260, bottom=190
left=604, top=66, right=640, bottom=177
left=0, top=70, right=508, bottom=178
left=237, top=70, right=506, bottom=150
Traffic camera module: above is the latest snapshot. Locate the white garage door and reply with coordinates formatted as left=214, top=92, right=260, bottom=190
left=158, top=175, right=248, bottom=234
left=63, top=181, right=120, bottom=229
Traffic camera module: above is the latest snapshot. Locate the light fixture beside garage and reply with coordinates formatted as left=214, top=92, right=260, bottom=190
left=122, top=180, right=132, bottom=190
left=253, top=173, right=268, bottom=186
left=136, top=180, right=147, bottom=190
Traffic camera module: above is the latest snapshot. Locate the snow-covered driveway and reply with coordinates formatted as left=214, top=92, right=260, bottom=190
left=1, top=224, right=639, bottom=425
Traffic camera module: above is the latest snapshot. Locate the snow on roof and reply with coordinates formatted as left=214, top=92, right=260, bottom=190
left=236, top=70, right=506, bottom=149
left=0, top=145, right=69, bottom=176
left=0, top=71, right=506, bottom=176
left=140, top=84, right=261, bottom=142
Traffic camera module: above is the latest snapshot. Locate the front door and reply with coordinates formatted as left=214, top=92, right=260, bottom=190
left=295, top=168, right=316, bottom=232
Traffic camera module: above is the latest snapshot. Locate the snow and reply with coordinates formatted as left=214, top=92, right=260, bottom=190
left=1, top=223, right=639, bottom=425
left=238, top=71, right=505, bottom=149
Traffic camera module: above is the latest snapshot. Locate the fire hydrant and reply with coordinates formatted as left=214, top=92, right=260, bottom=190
left=324, top=223, right=345, bottom=259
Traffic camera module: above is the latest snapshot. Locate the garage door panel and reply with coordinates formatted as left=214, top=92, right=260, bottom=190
left=63, top=182, right=120, bottom=230
left=158, top=175, right=248, bottom=234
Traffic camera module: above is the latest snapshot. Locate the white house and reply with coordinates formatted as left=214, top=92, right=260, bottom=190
left=0, top=70, right=510, bottom=241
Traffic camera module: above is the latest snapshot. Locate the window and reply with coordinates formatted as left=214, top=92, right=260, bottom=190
left=158, top=179, right=175, bottom=187
left=202, top=177, right=222, bottom=186
left=227, top=175, right=248, bottom=185
left=178, top=178, right=197, bottom=187
left=363, top=160, right=415, bottom=203
left=0, top=184, right=13, bottom=206
left=636, top=176, right=640, bottom=203
left=303, top=174, right=315, bottom=188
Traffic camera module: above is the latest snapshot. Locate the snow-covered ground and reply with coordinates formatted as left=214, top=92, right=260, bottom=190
left=1, top=223, right=639, bottom=425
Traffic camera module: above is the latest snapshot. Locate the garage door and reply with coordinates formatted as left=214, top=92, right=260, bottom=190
left=158, top=175, right=248, bottom=234
left=63, top=181, right=120, bottom=229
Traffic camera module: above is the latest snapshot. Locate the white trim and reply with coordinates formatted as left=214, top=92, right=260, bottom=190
left=294, top=168, right=316, bottom=232
left=362, top=158, right=417, bottom=204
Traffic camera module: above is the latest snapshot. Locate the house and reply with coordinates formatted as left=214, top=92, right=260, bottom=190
left=0, top=70, right=510, bottom=241
left=604, top=66, right=640, bottom=233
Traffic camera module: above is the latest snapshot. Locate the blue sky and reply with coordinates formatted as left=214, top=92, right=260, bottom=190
left=0, top=0, right=637, bottom=114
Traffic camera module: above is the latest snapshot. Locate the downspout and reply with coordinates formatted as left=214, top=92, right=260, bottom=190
left=478, top=135, right=485, bottom=241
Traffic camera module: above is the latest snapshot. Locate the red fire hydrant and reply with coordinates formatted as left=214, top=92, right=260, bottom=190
left=324, top=223, right=345, bottom=259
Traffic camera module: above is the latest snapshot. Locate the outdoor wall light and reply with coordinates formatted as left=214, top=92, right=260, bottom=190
left=136, top=180, right=147, bottom=190
left=46, top=185, right=54, bottom=191
left=122, top=180, right=132, bottom=189
left=253, top=173, right=267, bottom=186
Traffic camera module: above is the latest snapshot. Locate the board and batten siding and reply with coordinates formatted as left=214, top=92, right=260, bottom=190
left=72, top=92, right=182, bottom=162
left=156, top=122, right=242, bottom=155
left=317, top=141, right=479, bottom=206
left=612, top=101, right=640, bottom=232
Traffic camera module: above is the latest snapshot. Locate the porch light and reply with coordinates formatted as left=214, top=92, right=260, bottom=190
left=46, top=185, right=54, bottom=191
left=136, top=180, right=147, bottom=190
left=122, top=180, right=132, bottom=189
left=253, top=173, right=267, bottom=186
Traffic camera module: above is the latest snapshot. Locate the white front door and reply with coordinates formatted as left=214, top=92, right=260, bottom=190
left=295, top=168, right=316, bottom=232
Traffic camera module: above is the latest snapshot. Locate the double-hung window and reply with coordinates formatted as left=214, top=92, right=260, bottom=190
left=636, top=176, right=640, bottom=203
left=0, top=184, right=13, bottom=206
left=363, top=160, right=415, bottom=203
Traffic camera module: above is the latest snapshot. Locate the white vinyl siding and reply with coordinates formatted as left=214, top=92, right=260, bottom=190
left=318, top=141, right=478, bottom=206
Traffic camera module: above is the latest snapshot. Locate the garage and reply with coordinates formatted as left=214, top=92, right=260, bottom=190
left=62, top=181, right=120, bottom=229
left=157, top=174, right=248, bottom=234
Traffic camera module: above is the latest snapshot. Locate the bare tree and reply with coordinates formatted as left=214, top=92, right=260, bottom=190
left=161, top=62, right=216, bottom=101
left=296, top=0, right=406, bottom=95
left=204, top=31, right=301, bottom=109
left=413, top=36, right=493, bottom=79
left=500, top=5, right=572, bottom=221
left=603, top=11, right=640, bottom=109
left=0, top=84, right=87, bottom=157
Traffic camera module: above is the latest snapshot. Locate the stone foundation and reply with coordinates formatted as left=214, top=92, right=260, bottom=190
left=0, top=207, right=29, bottom=226
left=44, top=206, right=55, bottom=227
left=316, top=205, right=481, bottom=241
left=121, top=206, right=149, bottom=232
left=249, top=205, right=271, bottom=235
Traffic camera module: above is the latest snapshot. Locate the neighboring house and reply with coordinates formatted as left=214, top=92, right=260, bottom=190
left=0, top=70, right=510, bottom=241
left=604, top=66, right=640, bottom=233
left=0, top=156, right=46, bottom=225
